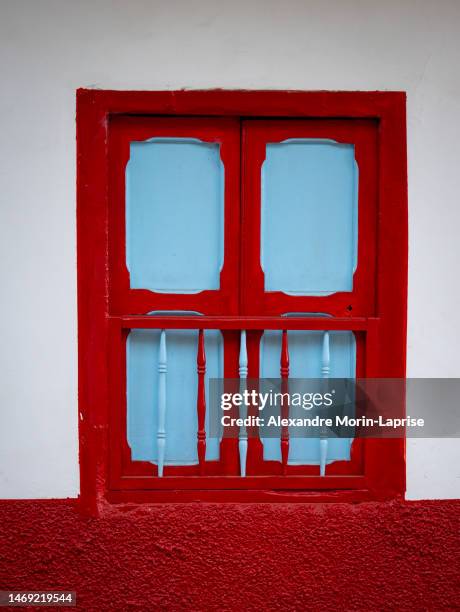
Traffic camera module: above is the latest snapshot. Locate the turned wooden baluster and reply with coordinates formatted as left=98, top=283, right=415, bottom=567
left=280, top=330, right=290, bottom=474
left=196, top=329, right=207, bottom=475
left=320, top=331, right=330, bottom=477
left=239, top=330, right=248, bottom=477
left=157, top=329, right=167, bottom=477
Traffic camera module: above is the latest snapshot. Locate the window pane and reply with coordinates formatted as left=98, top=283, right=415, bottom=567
left=127, top=327, right=223, bottom=465
left=261, top=139, right=358, bottom=295
left=126, top=138, right=224, bottom=293
left=260, top=328, right=356, bottom=464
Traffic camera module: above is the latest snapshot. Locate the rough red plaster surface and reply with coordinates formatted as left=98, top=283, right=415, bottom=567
left=1, top=500, right=459, bottom=611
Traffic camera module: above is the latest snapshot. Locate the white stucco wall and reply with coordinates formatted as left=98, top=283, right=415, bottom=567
left=0, top=0, right=459, bottom=499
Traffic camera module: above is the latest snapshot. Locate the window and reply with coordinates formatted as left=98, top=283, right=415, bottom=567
left=77, top=90, right=407, bottom=508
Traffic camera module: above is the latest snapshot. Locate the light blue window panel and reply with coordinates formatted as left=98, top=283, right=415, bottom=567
left=260, top=325, right=355, bottom=465
left=126, top=138, right=224, bottom=293
left=261, top=139, right=358, bottom=295
left=127, top=325, right=223, bottom=465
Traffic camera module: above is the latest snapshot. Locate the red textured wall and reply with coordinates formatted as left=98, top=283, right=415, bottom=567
left=1, top=500, right=459, bottom=611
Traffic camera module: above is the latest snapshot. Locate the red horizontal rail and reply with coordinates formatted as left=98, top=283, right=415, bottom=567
left=114, top=475, right=366, bottom=490
left=107, top=489, right=374, bottom=504
left=112, top=316, right=374, bottom=331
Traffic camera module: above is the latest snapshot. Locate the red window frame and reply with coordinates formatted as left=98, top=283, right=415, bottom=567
left=77, top=90, right=407, bottom=513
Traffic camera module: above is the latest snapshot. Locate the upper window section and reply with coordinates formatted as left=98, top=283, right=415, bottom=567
left=261, top=139, right=358, bottom=295
left=241, top=119, right=377, bottom=317
left=109, top=116, right=241, bottom=316
left=126, top=138, right=224, bottom=293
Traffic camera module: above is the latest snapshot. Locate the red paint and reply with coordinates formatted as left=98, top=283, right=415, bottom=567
left=77, top=90, right=408, bottom=513
left=116, top=316, right=371, bottom=330
left=1, top=499, right=459, bottom=611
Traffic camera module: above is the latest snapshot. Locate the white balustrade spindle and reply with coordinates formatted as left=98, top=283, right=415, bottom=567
left=239, top=330, right=248, bottom=477
left=157, top=329, right=167, bottom=477
left=320, top=331, right=330, bottom=477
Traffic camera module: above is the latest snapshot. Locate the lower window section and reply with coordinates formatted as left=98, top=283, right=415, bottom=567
left=125, top=320, right=357, bottom=475
left=260, top=329, right=355, bottom=464
left=127, top=328, right=223, bottom=465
